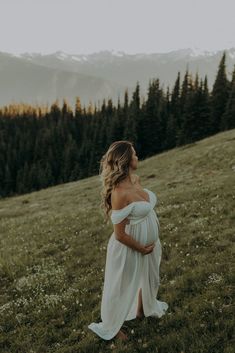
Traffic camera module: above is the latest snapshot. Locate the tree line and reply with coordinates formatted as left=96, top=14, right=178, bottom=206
left=0, top=51, right=234, bottom=198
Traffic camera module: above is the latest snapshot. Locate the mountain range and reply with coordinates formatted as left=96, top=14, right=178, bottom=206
left=0, top=47, right=235, bottom=109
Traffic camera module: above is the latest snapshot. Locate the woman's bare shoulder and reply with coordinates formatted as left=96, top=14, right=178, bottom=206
left=111, top=186, right=131, bottom=210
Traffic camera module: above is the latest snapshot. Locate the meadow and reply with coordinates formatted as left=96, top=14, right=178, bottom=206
left=0, top=129, right=234, bottom=353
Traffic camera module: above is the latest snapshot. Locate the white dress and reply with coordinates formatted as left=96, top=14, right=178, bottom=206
left=88, top=188, right=168, bottom=340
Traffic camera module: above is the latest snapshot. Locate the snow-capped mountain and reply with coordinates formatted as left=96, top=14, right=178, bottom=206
left=1, top=47, right=235, bottom=109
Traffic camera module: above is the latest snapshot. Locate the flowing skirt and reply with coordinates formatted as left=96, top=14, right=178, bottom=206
left=88, top=222, right=169, bottom=340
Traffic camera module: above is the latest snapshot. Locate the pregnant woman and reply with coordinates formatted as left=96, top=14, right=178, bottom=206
left=88, top=140, right=168, bottom=341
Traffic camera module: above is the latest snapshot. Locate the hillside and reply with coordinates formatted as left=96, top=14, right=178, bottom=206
left=0, top=129, right=234, bottom=353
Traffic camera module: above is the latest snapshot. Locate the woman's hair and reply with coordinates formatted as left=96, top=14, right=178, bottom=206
left=99, top=140, right=134, bottom=221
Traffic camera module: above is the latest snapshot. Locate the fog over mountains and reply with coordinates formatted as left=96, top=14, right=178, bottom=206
left=1, top=47, right=235, bottom=109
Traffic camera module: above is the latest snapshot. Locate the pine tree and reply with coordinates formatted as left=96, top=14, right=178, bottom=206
left=220, top=65, right=235, bottom=130
left=158, top=86, right=169, bottom=152
left=197, top=75, right=211, bottom=139
left=168, top=72, right=181, bottom=147
left=50, top=99, right=61, bottom=123
left=210, top=51, right=230, bottom=133
left=178, top=69, right=194, bottom=144
left=75, top=96, right=82, bottom=116
left=141, top=78, right=163, bottom=155
left=123, top=82, right=140, bottom=145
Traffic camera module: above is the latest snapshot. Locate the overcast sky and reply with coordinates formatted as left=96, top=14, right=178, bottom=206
left=0, top=0, right=234, bottom=55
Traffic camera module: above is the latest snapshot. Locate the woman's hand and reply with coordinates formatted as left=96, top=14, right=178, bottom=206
left=141, top=242, right=155, bottom=255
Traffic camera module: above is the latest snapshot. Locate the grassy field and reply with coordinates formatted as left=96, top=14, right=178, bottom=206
left=0, top=129, right=234, bottom=353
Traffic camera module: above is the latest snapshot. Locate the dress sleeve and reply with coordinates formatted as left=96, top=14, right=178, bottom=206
left=110, top=203, right=134, bottom=225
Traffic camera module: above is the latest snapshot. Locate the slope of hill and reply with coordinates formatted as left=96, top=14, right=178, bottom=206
left=0, top=129, right=234, bottom=352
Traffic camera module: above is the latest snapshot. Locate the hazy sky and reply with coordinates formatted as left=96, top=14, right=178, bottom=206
left=1, top=0, right=234, bottom=55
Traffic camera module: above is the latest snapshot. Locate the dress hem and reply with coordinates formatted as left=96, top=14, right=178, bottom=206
left=88, top=322, right=123, bottom=341
left=88, top=301, right=169, bottom=340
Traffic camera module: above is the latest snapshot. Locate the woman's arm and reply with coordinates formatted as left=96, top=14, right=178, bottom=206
left=114, top=221, right=155, bottom=255
left=114, top=219, right=145, bottom=253
left=111, top=188, right=154, bottom=254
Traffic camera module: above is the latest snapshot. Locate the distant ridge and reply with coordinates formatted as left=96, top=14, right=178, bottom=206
left=0, top=47, right=235, bottom=108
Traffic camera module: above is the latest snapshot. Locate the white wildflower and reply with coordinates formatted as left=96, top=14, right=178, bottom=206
left=207, top=273, right=223, bottom=284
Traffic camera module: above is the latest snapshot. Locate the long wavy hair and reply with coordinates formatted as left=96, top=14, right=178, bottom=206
left=99, top=140, right=134, bottom=221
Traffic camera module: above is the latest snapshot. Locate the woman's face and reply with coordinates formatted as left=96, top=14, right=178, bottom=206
left=130, top=147, right=138, bottom=170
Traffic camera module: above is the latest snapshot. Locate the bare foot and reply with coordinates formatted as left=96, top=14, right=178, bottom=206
left=115, top=329, right=128, bottom=341
left=136, top=310, right=145, bottom=319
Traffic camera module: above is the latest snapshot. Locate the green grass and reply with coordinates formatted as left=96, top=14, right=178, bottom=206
left=0, top=129, right=235, bottom=353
